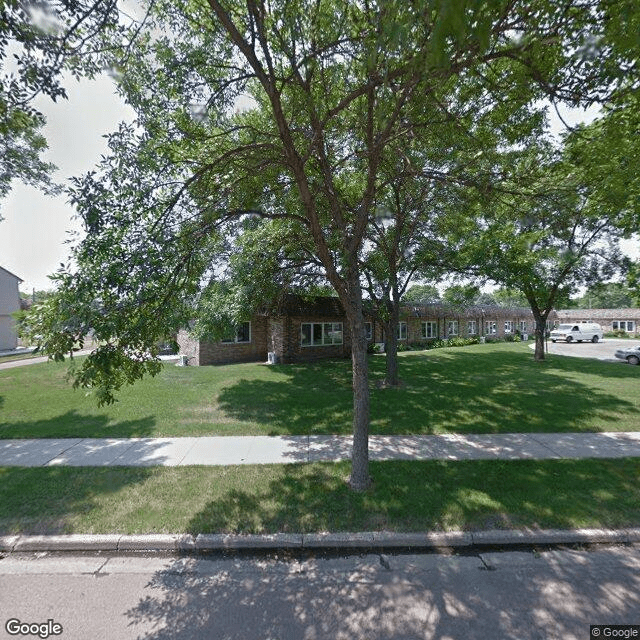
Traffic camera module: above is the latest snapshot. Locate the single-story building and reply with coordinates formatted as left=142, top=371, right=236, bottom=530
left=0, top=266, right=22, bottom=351
left=555, top=308, right=640, bottom=336
left=177, top=294, right=542, bottom=366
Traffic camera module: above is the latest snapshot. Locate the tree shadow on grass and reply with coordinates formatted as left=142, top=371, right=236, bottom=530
left=184, top=459, right=640, bottom=535
left=124, top=458, right=640, bottom=640
left=0, top=410, right=157, bottom=439
left=0, top=466, right=154, bottom=535
left=216, top=349, right=640, bottom=436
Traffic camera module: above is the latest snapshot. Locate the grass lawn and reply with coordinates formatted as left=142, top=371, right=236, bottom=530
left=1, top=342, right=638, bottom=439
left=2, top=458, right=640, bottom=535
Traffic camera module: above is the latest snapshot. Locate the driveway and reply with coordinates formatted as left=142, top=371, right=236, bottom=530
left=531, top=338, right=640, bottom=362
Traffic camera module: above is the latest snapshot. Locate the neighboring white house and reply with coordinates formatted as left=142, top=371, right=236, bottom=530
left=0, top=266, right=22, bottom=350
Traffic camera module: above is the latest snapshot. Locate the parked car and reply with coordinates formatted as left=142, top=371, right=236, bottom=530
left=614, top=345, right=640, bottom=365
left=550, top=322, right=603, bottom=343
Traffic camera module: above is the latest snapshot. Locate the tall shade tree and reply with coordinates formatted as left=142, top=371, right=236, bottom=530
left=24, top=0, right=637, bottom=490
left=452, top=141, right=628, bottom=360
left=362, top=171, right=449, bottom=387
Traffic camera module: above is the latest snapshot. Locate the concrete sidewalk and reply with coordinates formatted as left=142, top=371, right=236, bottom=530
left=2, top=431, right=640, bottom=467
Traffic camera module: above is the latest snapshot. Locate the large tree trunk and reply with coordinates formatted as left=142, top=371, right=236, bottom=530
left=344, top=285, right=372, bottom=492
left=383, top=299, right=401, bottom=386
left=532, top=311, right=549, bottom=361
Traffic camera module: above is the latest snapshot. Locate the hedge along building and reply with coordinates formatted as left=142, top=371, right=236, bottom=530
left=177, top=294, right=543, bottom=366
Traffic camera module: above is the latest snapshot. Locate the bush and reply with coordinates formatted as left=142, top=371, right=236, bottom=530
left=605, top=330, right=631, bottom=339
left=367, top=342, right=385, bottom=354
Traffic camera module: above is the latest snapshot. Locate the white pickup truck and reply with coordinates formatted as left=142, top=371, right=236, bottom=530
left=550, top=322, right=603, bottom=343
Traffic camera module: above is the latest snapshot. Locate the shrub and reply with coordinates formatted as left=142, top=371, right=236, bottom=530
left=605, top=330, right=630, bottom=339
left=367, top=342, right=385, bottom=354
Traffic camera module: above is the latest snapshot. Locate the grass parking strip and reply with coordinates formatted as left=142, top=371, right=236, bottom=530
left=1, top=458, right=639, bottom=535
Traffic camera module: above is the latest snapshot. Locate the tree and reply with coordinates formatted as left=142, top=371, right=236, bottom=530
left=0, top=1, right=123, bottom=213
left=628, top=262, right=640, bottom=306
left=571, top=282, right=635, bottom=308
left=442, top=284, right=481, bottom=307
left=25, top=0, right=636, bottom=491
left=453, top=141, right=626, bottom=360
left=361, top=164, right=451, bottom=386
left=403, top=284, right=441, bottom=304
left=492, top=287, right=529, bottom=308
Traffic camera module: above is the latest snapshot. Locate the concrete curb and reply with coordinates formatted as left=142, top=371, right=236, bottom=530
left=2, top=528, right=639, bottom=553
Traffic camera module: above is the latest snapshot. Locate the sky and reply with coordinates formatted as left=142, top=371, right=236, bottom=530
left=0, top=74, right=135, bottom=292
left=0, top=75, right=637, bottom=294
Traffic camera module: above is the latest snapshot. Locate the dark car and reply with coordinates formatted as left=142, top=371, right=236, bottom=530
left=614, top=345, right=640, bottom=365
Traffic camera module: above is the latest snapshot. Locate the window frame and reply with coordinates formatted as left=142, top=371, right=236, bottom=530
left=397, top=321, right=407, bottom=341
left=467, top=320, right=477, bottom=335
left=504, top=320, right=513, bottom=334
left=300, top=322, right=344, bottom=347
left=485, top=321, right=497, bottom=335
left=422, top=321, right=437, bottom=339
left=447, top=320, right=459, bottom=336
left=364, top=321, right=373, bottom=341
left=221, top=321, right=251, bottom=344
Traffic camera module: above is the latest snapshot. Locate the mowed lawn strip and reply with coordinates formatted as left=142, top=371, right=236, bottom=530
left=1, top=342, right=639, bottom=439
left=1, top=458, right=640, bottom=535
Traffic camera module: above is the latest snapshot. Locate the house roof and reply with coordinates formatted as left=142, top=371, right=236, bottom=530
left=0, top=266, right=23, bottom=283
left=400, top=302, right=536, bottom=319
left=556, top=308, right=640, bottom=320
left=269, top=294, right=540, bottom=320
left=269, top=293, right=345, bottom=317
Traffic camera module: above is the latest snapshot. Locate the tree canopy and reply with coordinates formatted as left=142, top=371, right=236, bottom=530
left=21, top=0, right=640, bottom=489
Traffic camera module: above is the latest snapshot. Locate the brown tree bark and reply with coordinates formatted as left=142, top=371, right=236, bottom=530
left=344, top=284, right=372, bottom=492
left=383, top=298, right=401, bottom=387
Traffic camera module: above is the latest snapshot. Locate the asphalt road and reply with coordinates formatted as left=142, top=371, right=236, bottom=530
left=1, top=546, right=639, bottom=640
left=536, top=338, right=640, bottom=362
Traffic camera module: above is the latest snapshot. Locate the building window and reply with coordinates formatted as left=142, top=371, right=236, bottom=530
left=519, top=321, right=527, bottom=333
left=485, top=321, right=497, bottom=335
left=447, top=320, right=459, bottom=336
left=422, top=321, right=437, bottom=339
left=504, top=321, right=513, bottom=334
left=364, top=322, right=373, bottom=340
left=613, top=320, right=635, bottom=332
left=222, top=321, right=251, bottom=343
left=301, top=322, right=343, bottom=347
left=467, top=320, right=477, bottom=335
left=397, top=322, right=407, bottom=340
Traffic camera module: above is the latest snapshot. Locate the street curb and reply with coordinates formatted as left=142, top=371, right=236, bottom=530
left=2, top=528, right=639, bottom=553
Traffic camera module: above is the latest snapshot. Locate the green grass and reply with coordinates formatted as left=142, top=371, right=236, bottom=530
left=1, top=342, right=638, bottom=439
left=2, top=458, right=640, bottom=535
